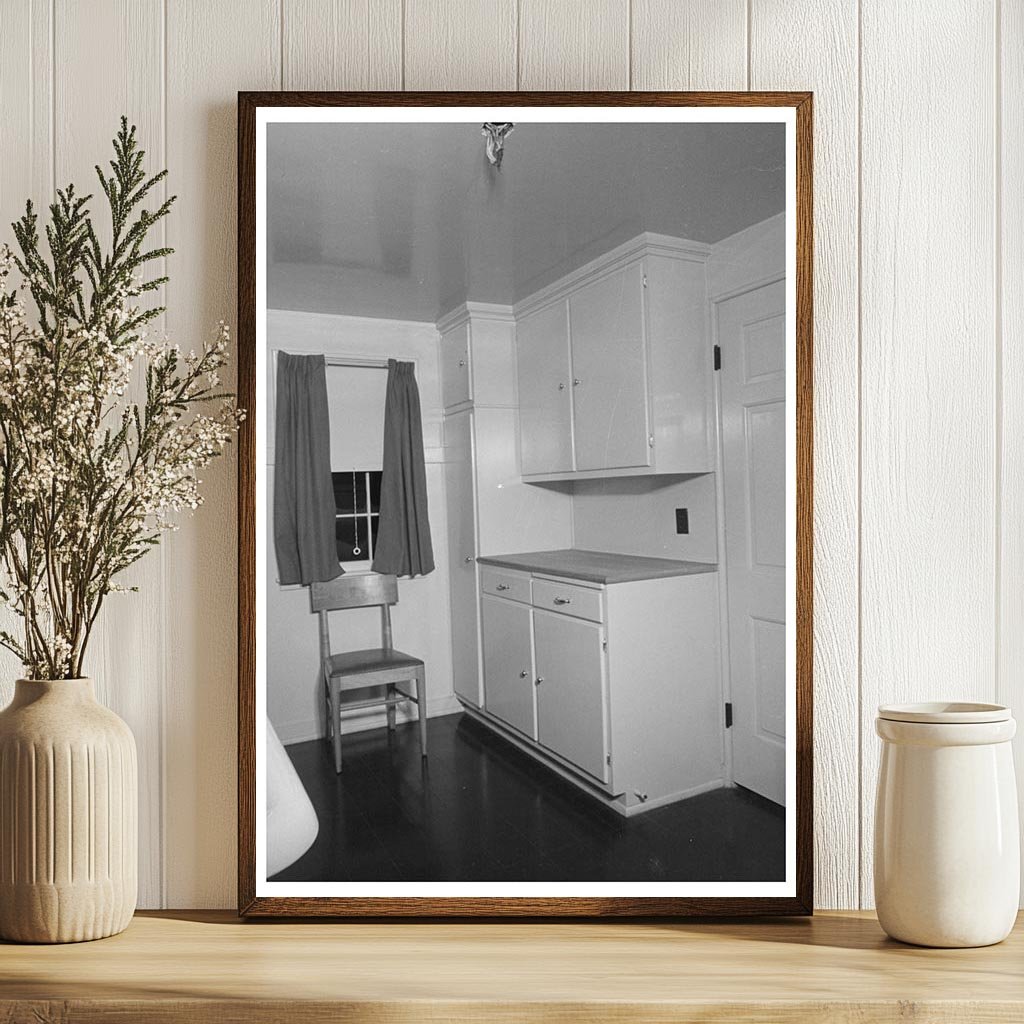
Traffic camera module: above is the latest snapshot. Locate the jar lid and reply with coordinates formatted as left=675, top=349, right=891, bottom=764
left=877, top=701, right=1011, bottom=724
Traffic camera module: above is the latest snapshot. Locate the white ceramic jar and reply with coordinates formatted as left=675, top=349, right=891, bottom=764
left=874, top=702, right=1019, bottom=947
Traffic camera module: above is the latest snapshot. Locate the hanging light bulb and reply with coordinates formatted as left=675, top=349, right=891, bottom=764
left=482, top=122, right=515, bottom=169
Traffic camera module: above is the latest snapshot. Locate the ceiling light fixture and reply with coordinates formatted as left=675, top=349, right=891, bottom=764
left=482, top=122, right=515, bottom=169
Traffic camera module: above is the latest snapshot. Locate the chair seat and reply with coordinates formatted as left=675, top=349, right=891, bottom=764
left=325, top=648, right=424, bottom=678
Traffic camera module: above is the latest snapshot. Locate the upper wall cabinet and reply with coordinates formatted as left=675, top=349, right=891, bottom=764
left=515, top=235, right=713, bottom=481
left=569, top=262, right=649, bottom=472
left=516, top=301, right=574, bottom=475
left=440, top=321, right=471, bottom=409
left=439, top=303, right=517, bottom=412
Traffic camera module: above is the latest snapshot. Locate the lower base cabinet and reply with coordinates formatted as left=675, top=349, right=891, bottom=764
left=533, top=610, right=609, bottom=784
left=480, top=595, right=536, bottom=739
left=474, top=564, right=724, bottom=816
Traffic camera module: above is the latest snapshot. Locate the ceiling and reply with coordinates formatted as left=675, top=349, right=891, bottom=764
left=267, top=121, right=786, bottom=322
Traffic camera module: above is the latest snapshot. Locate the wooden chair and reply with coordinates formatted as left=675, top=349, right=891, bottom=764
left=311, top=574, right=427, bottom=774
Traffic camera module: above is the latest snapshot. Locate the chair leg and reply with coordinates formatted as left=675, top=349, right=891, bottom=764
left=329, top=683, right=342, bottom=774
left=416, top=668, right=428, bottom=759
left=324, top=679, right=333, bottom=741
left=386, top=684, right=397, bottom=732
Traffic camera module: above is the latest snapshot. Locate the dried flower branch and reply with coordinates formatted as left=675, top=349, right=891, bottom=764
left=0, top=117, right=241, bottom=680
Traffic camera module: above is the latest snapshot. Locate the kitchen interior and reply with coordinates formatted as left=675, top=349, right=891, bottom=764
left=266, top=120, right=788, bottom=883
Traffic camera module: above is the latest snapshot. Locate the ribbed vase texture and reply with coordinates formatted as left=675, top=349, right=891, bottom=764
left=0, top=678, right=137, bottom=943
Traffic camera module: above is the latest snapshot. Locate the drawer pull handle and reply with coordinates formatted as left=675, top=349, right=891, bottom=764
left=553, top=597, right=571, bottom=605
left=496, top=583, right=510, bottom=591
left=519, top=670, right=528, bottom=678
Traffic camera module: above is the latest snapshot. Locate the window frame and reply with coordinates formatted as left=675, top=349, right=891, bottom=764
left=332, top=468, right=382, bottom=569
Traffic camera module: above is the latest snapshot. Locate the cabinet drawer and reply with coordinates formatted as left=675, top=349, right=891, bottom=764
left=531, top=578, right=603, bottom=622
left=480, top=567, right=531, bottom=604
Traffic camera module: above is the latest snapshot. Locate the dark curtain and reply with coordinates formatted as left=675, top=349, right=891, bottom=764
left=372, top=360, right=435, bottom=577
left=273, top=353, right=343, bottom=586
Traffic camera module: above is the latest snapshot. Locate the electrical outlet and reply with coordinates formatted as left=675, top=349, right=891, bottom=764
left=675, top=508, right=689, bottom=534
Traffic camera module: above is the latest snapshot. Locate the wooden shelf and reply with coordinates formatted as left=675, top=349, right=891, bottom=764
left=2, top=910, right=1023, bottom=1022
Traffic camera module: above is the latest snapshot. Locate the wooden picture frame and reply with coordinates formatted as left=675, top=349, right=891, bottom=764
left=238, top=91, right=813, bottom=917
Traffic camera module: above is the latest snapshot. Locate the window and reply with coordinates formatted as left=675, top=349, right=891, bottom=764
left=332, top=470, right=382, bottom=563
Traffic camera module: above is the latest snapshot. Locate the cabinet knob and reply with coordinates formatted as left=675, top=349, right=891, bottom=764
left=553, top=597, right=571, bottom=606
left=573, top=378, right=581, bottom=386
left=535, top=677, right=544, bottom=685
left=458, top=359, right=466, bottom=367
left=496, top=583, right=510, bottom=591
left=519, top=670, right=528, bottom=678
left=558, top=382, right=565, bottom=390
left=464, top=556, right=473, bottom=564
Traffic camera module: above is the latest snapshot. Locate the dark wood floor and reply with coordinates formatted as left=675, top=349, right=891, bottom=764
left=274, top=712, right=786, bottom=883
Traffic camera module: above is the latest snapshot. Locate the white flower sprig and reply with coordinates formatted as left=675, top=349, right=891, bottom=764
left=0, top=119, right=241, bottom=680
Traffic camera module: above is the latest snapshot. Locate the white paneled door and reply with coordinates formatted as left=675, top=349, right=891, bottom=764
left=719, top=280, right=787, bottom=806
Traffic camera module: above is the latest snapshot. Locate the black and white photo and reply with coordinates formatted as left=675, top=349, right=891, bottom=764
left=238, top=96, right=812, bottom=915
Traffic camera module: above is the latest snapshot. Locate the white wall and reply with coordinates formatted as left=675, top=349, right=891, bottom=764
left=706, top=212, right=785, bottom=300
left=571, top=475, right=718, bottom=563
left=1, top=0, right=1020, bottom=911
left=265, top=309, right=457, bottom=746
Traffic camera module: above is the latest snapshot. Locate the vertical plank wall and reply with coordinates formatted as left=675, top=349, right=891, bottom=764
left=0, top=0, right=1018, bottom=910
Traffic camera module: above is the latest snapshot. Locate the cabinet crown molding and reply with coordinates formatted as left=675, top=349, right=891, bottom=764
left=514, top=232, right=710, bottom=320
left=436, top=301, right=515, bottom=335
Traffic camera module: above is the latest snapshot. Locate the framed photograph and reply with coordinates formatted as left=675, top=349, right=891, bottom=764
left=238, top=91, right=813, bottom=916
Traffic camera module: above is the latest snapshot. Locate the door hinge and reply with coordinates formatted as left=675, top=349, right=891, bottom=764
left=642, top=274, right=648, bottom=288
left=713, top=344, right=722, bottom=371
left=606, top=754, right=612, bottom=766
left=725, top=702, right=733, bottom=728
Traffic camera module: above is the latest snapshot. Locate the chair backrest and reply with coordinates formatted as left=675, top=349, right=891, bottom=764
left=310, top=574, right=398, bottom=612
left=311, top=574, right=399, bottom=664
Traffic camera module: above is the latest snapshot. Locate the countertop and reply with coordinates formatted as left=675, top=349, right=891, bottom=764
left=2, top=911, right=1022, bottom=1022
left=477, top=548, right=717, bottom=584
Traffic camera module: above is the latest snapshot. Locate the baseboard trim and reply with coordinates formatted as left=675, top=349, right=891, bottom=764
left=275, top=694, right=463, bottom=747
left=619, top=778, right=725, bottom=817
left=460, top=703, right=621, bottom=804
left=460, top=702, right=726, bottom=818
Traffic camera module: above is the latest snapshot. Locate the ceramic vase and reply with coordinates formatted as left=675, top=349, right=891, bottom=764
left=0, top=678, right=137, bottom=943
left=874, top=702, right=1019, bottom=948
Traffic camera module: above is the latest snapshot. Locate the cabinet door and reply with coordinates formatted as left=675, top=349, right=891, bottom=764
left=516, top=301, right=574, bottom=475
left=441, top=322, right=472, bottom=409
left=444, top=410, right=481, bottom=704
left=481, top=596, right=536, bottom=738
left=533, top=610, right=609, bottom=782
left=568, top=262, right=651, bottom=471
